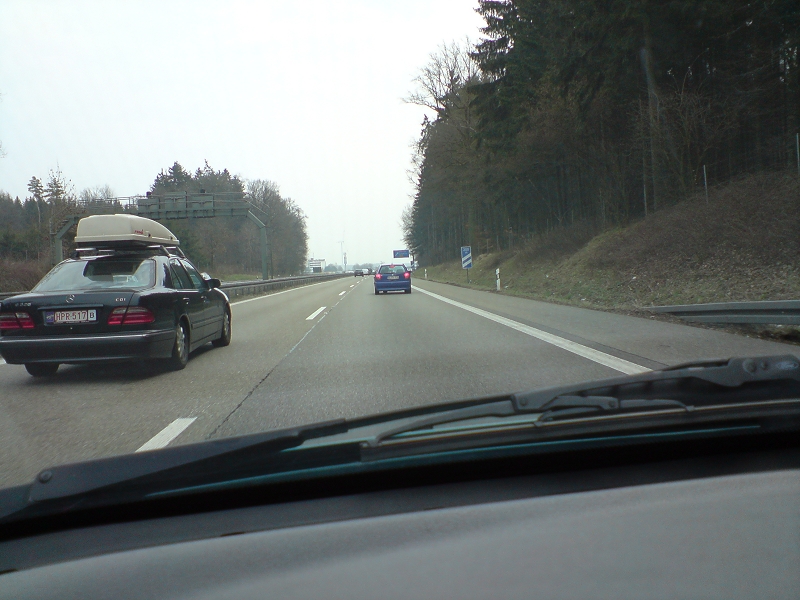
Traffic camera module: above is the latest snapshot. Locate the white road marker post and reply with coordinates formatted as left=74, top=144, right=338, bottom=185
left=496, top=268, right=500, bottom=291
left=461, top=245, right=472, bottom=284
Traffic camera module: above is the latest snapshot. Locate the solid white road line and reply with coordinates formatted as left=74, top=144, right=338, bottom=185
left=136, top=417, right=197, bottom=452
left=339, top=291, right=347, bottom=296
left=231, top=278, right=336, bottom=306
left=306, top=306, right=326, bottom=321
left=0, top=359, right=5, bottom=365
left=413, top=286, right=650, bottom=375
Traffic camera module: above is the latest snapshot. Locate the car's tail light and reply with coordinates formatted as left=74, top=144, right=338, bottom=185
left=404, top=272, right=410, bottom=279
left=17, top=313, right=35, bottom=328
left=0, top=312, right=35, bottom=330
left=108, top=307, right=155, bottom=325
left=375, top=273, right=382, bottom=280
left=122, top=307, right=155, bottom=324
left=108, top=308, right=126, bottom=325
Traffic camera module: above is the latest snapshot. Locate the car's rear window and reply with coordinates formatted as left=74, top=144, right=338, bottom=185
left=32, top=259, right=157, bottom=292
left=379, top=265, right=406, bottom=274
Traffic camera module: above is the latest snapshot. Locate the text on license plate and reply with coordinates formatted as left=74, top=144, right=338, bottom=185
left=45, top=309, right=97, bottom=324
left=388, top=275, right=400, bottom=280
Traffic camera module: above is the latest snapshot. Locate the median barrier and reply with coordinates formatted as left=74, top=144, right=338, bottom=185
left=0, top=273, right=350, bottom=302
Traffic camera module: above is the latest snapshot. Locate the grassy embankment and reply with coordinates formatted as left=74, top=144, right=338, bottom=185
left=420, top=172, right=800, bottom=337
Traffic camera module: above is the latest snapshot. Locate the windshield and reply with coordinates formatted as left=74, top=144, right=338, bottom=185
left=0, top=0, right=798, bottom=499
left=379, top=265, right=406, bottom=275
left=32, top=259, right=156, bottom=292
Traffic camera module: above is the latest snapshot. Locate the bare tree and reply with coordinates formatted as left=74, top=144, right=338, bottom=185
left=404, top=39, right=481, bottom=121
left=78, top=185, right=116, bottom=202
left=657, top=84, right=739, bottom=198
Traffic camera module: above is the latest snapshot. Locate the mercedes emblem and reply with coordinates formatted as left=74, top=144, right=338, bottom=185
left=65, top=294, right=75, bottom=303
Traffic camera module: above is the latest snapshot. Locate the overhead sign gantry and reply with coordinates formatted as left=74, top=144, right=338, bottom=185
left=51, top=192, right=273, bottom=280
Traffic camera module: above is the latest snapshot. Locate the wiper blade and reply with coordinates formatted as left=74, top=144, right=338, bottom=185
left=534, top=396, right=689, bottom=423
left=364, top=355, right=800, bottom=447
left=514, top=354, right=800, bottom=414
left=0, top=419, right=348, bottom=522
left=4, top=356, right=798, bottom=524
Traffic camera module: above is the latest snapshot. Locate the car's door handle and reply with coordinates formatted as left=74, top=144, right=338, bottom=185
left=182, top=297, right=190, bottom=304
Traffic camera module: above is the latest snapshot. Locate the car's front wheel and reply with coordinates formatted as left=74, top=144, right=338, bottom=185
left=212, top=309, right=231, bottom=348
left=25, top=363, right=59, bottom=377
left=167, top=321, right=190, bottom=370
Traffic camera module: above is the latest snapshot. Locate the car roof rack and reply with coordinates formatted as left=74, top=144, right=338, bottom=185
left=69, top=215, right=186, bottom=260
left=71, top=245, right=186, bottom=259
left=74, top=214, right=180, bottom=247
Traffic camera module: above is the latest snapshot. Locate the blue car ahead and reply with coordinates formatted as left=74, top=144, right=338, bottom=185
left=374, top=264, right=411, bottom=295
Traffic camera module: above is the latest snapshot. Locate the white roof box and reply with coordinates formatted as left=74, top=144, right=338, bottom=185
left=74, top=214, right=180, bottom=247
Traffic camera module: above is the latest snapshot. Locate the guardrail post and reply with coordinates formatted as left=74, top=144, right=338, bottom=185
left=52, top=216, right=79, bottom=264
left=246, top=211, right=269, bottom=280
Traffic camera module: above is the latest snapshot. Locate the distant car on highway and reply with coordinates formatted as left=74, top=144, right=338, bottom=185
left=0, top=215, right=231, bottom=377
left=354, top=269, right=364, bottom=277
left=374, top=263, right=411, bottom=294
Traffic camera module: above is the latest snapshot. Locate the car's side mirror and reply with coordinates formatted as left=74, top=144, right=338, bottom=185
left=206, top=278, right=221, bottom=289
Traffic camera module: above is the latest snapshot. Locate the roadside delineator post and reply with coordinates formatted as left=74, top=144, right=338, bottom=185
left=496, top=268, right=500, bottom=291
left=461, top=246, right=472, bottom=284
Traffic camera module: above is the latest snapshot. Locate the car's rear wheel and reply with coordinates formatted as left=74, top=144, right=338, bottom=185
left=24, top=363, right=59, bottom=377
left=212, top=310, right=231, bottom=348
left=405, top=288, right=411, bottom=294
left=167, top=321, right=190, bottom=370
left=374, top=289, right=380, bottom=295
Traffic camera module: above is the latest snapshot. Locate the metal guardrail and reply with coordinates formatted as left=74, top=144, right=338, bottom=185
left=650, top=300, right=800, bottom=325
left=219, top=273, right=347, bottom=298
left=0, top=273, right=348, bottom=302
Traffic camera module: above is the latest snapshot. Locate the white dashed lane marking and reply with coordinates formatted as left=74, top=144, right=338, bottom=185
left=306, top=306, right=326, bottom=321
left=338, top=291, right=346, bottom=296
left=136, top=417, right=196, bottom=452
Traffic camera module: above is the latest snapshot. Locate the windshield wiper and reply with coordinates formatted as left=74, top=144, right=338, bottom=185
left=3, top=355, right=798, bottom=526
left=362, top=355, right=800, bottom=447
left=0, top=419, right=348, bottom=522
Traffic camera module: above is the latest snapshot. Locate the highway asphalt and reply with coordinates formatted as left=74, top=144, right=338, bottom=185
left=1, top=276, right=797, bottom=488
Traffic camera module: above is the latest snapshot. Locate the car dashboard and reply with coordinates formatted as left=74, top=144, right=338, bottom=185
left=1, top=438, right=798, bottom=600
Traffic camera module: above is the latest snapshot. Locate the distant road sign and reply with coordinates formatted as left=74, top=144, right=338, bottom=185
left=461, top=245, right=472, bottom=269
left=393, top=249, right=410, bottom=258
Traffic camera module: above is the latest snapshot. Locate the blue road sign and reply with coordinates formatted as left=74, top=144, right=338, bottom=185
left=461, top=245, right=472, bottom=269
left=393, top=249, right=410, bottom=258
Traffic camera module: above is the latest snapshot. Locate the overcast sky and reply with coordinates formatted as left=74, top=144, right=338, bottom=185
left=0, top=0, right=484, bottom=266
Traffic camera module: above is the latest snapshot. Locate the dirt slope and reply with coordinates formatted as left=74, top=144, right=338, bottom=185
left=421, top=172, right=800, bottom=310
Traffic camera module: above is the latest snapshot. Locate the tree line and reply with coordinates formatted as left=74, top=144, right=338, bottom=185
left=0, top=161, right=309, bottom=277
left=403, top=0, right=800, bottom=265
left=150, top=162, right=308, bottom=277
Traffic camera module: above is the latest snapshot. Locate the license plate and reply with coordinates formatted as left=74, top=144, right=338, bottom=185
left=45, top=309, right=97, bottom=324
left=388, top=275, right=399, bottom=280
